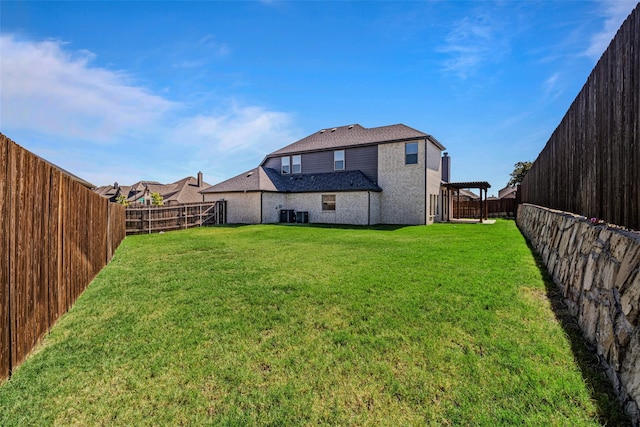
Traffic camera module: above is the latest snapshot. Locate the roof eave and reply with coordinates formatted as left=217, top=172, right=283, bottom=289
left=426, top=135, right=446, bottom=151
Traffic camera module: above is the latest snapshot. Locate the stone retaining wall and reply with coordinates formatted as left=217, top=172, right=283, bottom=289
left=517, top=204, right=640, bottom=423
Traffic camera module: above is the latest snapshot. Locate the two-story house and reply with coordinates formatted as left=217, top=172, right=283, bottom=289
left=200, top=123, right=447, bottom=225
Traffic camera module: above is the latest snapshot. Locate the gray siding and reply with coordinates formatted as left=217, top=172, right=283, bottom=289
left=299, top=151, right=333, bottom=174
left=346, top=145, right=378, bottom=183
left=264, top=157, right=281, bottom=170
left=264, top=145, right=378, bottom=182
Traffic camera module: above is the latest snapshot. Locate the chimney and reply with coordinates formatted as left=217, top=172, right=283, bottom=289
left=441, top=152, right=451, bottom=183
left=197, top=171, right=203, bottom=187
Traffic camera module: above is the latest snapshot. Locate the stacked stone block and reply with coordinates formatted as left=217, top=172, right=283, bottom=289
left=518, top=203, right=640, bottom=423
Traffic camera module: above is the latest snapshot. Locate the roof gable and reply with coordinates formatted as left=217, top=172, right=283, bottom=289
left=200, top=167, right=277, bottom=193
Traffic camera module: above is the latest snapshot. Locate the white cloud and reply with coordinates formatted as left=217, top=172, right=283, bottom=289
left=0, top=33, right=301, bottom=186
left=542, top=72, right=563, bottom=101
left=176, top=103, right=299, bottom=157
left=438, top=13, right=507, bottom=79
left=0, top=34, right=175, bottom=142
left=198, top=34, right=230, bottom=56
left=584, top=0, right=638, bottom=59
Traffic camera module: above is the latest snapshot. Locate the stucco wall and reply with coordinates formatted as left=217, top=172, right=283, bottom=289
left=369, top=191, right=381, bottom=225
left=206, top=191, right=379, bottom=225
left=426, top=140, right=442, bottom=172
left=377, top=140, right=426, bottom=225
left=426, top=142, right=444, bottom=223
left=203, top=192, right=261, bottom=224
left=262, top=192, right=287, bottom=223
left=517, top=203, right=640, bottom=423
left=285, top=192, right=374, bottom=225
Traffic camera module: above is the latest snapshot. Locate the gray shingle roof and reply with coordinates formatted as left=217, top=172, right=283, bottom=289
left=200, top=167, right=381, bottom=194
left=266, top=123, right=444, bottom=157
left=199, top=167, right=277, bottom=193
left=264, top=168, right=381, bottom=193
left=95, top=176, right=211, bottom=204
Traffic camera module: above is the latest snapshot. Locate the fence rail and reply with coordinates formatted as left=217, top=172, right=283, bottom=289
left=125, top=201, right=226, bottom=235
left=519, top=4, right=640, bottom=231
left=1, top=134, right=126, bottom=381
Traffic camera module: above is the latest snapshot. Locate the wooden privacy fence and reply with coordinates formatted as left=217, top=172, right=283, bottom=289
left=1, top=134, right=126, bottom=381
left=519, top=4, right=640, bottom=231
left=126, top=201, right=226, bottom=235
left=453, top=199, right=517, bottom=219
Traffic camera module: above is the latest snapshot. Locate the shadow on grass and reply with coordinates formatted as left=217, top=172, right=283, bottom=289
left=523, top=238, right=632, bottom=426
left=273, top=223, right=409, bottom=231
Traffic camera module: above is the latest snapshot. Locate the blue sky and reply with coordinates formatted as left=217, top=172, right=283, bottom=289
left=1, top=1, right=637, bottom=194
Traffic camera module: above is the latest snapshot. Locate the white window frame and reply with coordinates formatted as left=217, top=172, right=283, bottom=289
left=334, top=150, right=345, bottom=170
left=281, top=156, right=291, bottom=174
left=292, top=155, right=301, bottom=174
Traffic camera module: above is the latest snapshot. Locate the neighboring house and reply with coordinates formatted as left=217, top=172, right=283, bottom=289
left=95, top=172, right=210, bottom=205
left=200, top=124, right=447, bottom=225
left=498, top=186, right=518, bottom=199
left=454, top=188, right=480, bottom=201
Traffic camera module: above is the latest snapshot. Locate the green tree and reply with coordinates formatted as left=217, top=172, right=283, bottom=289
left=508, top=161, right=533, bottom=187
left=151, top=192, right=164, bottom=206
left=115, top=194, right=129, bottom=207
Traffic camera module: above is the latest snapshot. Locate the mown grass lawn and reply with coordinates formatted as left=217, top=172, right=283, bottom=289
left=0, top=220, right=627, bottom=425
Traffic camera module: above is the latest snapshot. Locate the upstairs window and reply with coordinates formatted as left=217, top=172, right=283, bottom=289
left=292, top=155, right=301, bottom=174
left=281, top=156, right=290, bottom=174
left=405, top=142, right=418, bottom=165
left=334, top=150, right=345, bottom=170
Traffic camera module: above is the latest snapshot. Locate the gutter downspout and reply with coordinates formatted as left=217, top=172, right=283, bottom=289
left=424, top=138, right=428, bottom=225
left=367, top=191, right=371, bottom=226
left=260, top=191, right=263, bottom=224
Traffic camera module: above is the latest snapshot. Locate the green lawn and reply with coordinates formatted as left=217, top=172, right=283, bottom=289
left=0, top=220, right=627, bottom=425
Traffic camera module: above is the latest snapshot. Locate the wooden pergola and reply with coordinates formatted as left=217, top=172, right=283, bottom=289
left=444, top=181, right=492, bottom=223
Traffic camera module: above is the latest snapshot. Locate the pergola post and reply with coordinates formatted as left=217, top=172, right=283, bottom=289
left=484, top=188, right=488, bottom=220
left=480, top=188, right=484, bottom=223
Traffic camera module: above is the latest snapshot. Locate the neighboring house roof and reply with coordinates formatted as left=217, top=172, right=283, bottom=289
left=200, top=167, right=381, bottom=194
left=94, top=185, right=119, bottom=198
left=456, top=189, right=480, bottom=200
left=163, top=176, right=210, bottom=204
left=95, top=174, right=211, bottom=204
left=266, top=123, right=445, bottom=158
left=498, top=186, right=518, bottom=199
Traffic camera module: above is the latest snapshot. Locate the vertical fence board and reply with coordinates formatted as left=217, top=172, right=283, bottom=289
left=36, top=158, right=50, bottom=343
left=520, top=4, right=640, bottom=231
left=0, top=134, right=126, bottom=381
left=47, top=169, right=59, bottom=329
left=0, top=136, right=9, bottom=379
left=7, top=139, right=18, bottom=375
